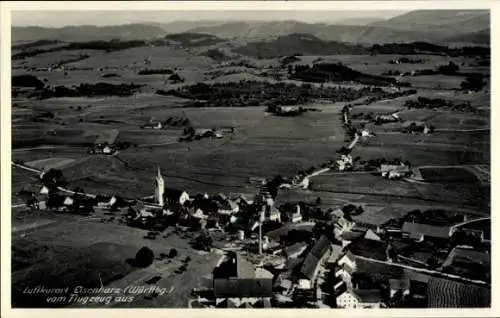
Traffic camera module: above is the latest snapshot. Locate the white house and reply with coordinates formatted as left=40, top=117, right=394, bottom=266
left=179, top=191, right=190, bottom=205
left=39, top=186, right=49, bottom=195
left=63, top=196, right=74, bottom=206
left=336, top=289, right=383, bottom=309
left=299, top=177, right=310, bottom=189
left=335, top=264, right=355, bottom=284
left=192, top=208, right=207, bottom=219
left=337, top=252, right=357, bottom=273
left=389, top=278, right=410, bottom=299
left=291, top=204, right=303, bottom=223
left=364, top=229, right=382, bottom=241
left=298, top=279, right=311, bottom=290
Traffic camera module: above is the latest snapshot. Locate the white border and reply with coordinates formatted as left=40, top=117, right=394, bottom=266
left=1, top=1, right=498, bottom=318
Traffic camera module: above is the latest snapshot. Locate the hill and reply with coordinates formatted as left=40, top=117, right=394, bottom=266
left=232, top=33, right=369, bottom=58
left=11, top=24, right=167, bottom=42
left=335, top=17, right=386, bottom=26
left=186, top=11, right=489, bottom=45
left=442, top=29, right=490, bottom=45
left=371, top=10, right=489, bottom=35
left=164, top=33, right=225, bottom=47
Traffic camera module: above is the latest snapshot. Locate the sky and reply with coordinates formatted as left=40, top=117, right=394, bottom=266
left=11, top=10, right=408, bottom=27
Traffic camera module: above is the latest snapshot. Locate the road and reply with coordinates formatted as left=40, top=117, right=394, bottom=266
left=12, top=161, right=164, bottom=209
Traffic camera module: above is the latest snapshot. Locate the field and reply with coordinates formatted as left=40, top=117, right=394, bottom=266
left=11, top=213, right=221, bottom=308
left=417, top=167, right=480, bottom=183
left=11, top=35, right=490, bottom=308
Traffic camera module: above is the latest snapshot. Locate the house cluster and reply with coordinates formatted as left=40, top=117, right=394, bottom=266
left=179, top=128, right=224, bottom=142
left=212, top=251, right=273, bottom=308
left=401, top=121, right=434, bottom=135
left=88, top=129, right=120, bottom=155
left=373, top=112, right=402, bottom=125
left=126, top=167, right=287, bottom=234
left=380, top=163, right=412, bottom=180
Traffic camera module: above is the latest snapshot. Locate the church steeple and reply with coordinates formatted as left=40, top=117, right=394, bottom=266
left=154, top=166, right=164, bottom=206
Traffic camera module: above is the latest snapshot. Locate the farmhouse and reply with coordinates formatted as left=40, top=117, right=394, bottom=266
left=380, top=164, right=411, bottom=179
left=299, top=235, right=332, bottom=288
left=335, top=264, right=355, bottom=285
left=91, top=129, right=119, bottom=155
left=389, top=278, right=411, bottom=298
left=401, top=222, right=452, bottom=241
left=213, top=252, right=273, bottom=305
left=337, top=251, right=357, bottom=273
left=347, top=238, right=390, bottom=261
left=290, top=204, right=303, bottom=223
left=402, top=121, right=432, bottom=134
left=336, top=288, right=384, bottom=309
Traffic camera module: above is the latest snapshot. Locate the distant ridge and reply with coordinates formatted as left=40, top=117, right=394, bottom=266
left=12, top=10, right=490, bottom=45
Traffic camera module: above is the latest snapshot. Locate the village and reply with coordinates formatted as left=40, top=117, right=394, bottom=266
left=12, top=95, right=490, bottom=309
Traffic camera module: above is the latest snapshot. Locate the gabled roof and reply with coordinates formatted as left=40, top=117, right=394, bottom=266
left=329, top=244, right=344, bottom=263
left=310, top=235, right=331, bottom=259
left=236, top=254, right=256, bottom=278
left=284, top=242, right=308, bottom=257
left=402, top=222, right=451, bottom=239
left=352, top=289, right=382, bottom=303
left=335, top=263, right=355, bottom=275
left=427, top=277, right=490, bottom=308
left=389, top=278, right=410, bottom=290
left=364, top=229, right=382, bottom=241
left=340, top=231, right=364, bottom=242
left=347, top=238, right=388, bottom=261
left=300, top=253, right=320, bottom=280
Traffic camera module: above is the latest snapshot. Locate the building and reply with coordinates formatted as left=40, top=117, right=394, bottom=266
left=338, top=231, right=364, bottom=248
left=337, top=251, right=357, bottom=273
left=334, top=217, right=355, bottom=239
left=213, top=252, right=273, bottom=305
left=299, top=235, right=332, bottom=288
left=347, top=238, right=390, bottom=261
left=291, top=204, right=303, bottom=223
left=401, top=222, right=452, bottom=241
left=284, top=242, right=308, bottom=259
left=153, top=166, right=165, bottom=206
left=335, top=264, right=355, bottom=285
left=336, top=289, right=383, bottom=308
left=427, top=277, right=490, bottom=308
left=327, top=244, right=344, bottom=264
left=380, top=164, right=411, bottom=179
left=364, top=229, right=382, bottom=241
left=389, top=278, right=410, bottom=298
left=218, top=199, right=240, bottom=215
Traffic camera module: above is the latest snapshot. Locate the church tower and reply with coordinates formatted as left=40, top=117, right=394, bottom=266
left=154, top=166, right=164, bottom=206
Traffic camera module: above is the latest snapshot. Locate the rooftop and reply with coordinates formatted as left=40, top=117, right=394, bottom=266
left=402, top=222, right=451, bottom=239
left=427, top=277, right=490, bottom=308
left=284, top=242, right=308, bottom=257
left=389, top=278, right=410, bottom=290
left=351, top=288, right=382, bottom=303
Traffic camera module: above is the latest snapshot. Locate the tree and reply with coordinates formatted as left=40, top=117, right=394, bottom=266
left=192, top=232, right=213, bottom=251
left=168, top=248, right=178, bottom=258
left=135, top=246, right=154, bottom=267
left=461, top=73, right=486, bottom=92
left=438, top=61, right=459, bottom=75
